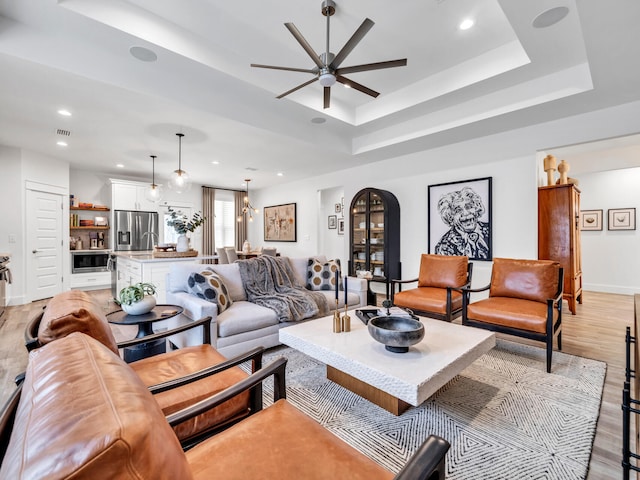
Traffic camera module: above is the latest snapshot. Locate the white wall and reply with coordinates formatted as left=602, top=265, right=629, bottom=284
left=318, top=186, right=345, bottom=263
left=578, top=167, right=640, bottom=294
left=251, top=153, right=539, bottom=291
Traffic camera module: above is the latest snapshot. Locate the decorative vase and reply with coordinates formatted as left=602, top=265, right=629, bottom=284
left=122, top=295, right=156, bottom=316
left=242, top=240, right=251, bottom=254
left=176, top=234, right=189, bottom=252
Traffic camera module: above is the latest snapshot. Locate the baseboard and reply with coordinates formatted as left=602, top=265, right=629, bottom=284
left=583, top=284, right=640, bottom=295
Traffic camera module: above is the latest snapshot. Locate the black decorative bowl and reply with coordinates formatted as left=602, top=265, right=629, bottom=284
left=367, top=315, right=425, bottom=353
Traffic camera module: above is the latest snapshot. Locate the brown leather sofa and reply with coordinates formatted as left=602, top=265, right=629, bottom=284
left=461, top=258, right=563, bottom=372
left=23, top=290, right=263, bottom=445
left=391, top=254, right=472, bottom=322
left=0, top=333, right=450, bottom=479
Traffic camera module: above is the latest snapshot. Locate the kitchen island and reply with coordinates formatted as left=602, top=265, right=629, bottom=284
left=113, top=251, right=217, bottom=303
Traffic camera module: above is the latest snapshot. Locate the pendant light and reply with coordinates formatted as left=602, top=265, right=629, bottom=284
left=144, top=155, right=163, bottom=203
left=168, top=133, right=191, bottom=193
left=237, top=179, right=259, bottom=222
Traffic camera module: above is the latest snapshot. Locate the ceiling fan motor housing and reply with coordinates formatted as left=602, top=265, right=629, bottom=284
left=322, top=0, right=336, bottom=16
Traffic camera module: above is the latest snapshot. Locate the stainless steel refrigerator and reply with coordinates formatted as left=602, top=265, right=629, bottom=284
left=114, top=210, right=159, bottom=251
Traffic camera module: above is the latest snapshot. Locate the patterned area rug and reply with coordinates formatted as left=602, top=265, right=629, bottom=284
left=260, top=340, right=606, bottom=480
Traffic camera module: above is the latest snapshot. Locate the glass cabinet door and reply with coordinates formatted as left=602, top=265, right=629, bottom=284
left=351, top=192, right=368, bottom=274
left=368, top=192, right=385, bottom=279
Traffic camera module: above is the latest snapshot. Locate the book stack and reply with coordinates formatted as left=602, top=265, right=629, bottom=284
left=70, top=213, right=80, bottom=227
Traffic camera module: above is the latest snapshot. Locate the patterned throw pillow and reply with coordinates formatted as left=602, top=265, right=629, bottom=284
left=187, top=269, right=233, bottom=313
left=306, top=258, right=343, bottom=291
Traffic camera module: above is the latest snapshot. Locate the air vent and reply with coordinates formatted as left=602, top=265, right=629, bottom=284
left=56, top=129, right=71, bottom=136
left=245, top=167, right=258, bottom=171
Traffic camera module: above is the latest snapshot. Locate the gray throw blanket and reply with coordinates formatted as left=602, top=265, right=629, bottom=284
left=238, top=256, right=329, bottom=322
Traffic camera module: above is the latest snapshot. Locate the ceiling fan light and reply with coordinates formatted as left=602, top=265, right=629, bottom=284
left=319, top=72, right=336, bottom=87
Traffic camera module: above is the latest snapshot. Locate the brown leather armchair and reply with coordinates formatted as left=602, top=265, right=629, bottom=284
left=461, top=258, right=563, bottom=373
left=1, top=332, right=451, bottom=479
left=23, top=290, right=263, bottom=446
left=391, top=254, right=472, bottom=322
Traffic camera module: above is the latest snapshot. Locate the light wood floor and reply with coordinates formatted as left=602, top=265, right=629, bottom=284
left=0, top=290, right=633, bottom=478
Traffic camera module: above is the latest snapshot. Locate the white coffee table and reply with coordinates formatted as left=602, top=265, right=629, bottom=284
left=279, top=312, right=495, bottom=415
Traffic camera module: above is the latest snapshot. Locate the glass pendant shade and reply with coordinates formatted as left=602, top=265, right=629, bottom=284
left=168, top=133, right=191, bottom=193
left=145, top=155, right=163, bottom=203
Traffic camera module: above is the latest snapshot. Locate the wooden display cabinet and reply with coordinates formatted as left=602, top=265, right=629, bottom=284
left=538, top=184, right=582, bottom=314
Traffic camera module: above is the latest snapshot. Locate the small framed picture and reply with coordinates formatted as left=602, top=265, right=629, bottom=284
left=328, top=215, right=337, bottom=229
left=337, top=218, right=345, bottom=235
left=580, top=210, right=602, bottom=231
left=608, top=208, right=636, bottom=230
left=335, top=203, right=342, bottom=214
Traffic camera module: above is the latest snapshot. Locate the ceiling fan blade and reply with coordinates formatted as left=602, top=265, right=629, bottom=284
left=336, top=59, right=407, bottom=75
left=336, top=75, right=379, bottom=98
left=284, top=23, right=324, bottom=69
left=251, top=64, right=317, bottom=74
left=330, top=18, right=375, bottom=69
left=276, top=77, right=319, bottom=99
left=323, top=87, right=331, bottom=109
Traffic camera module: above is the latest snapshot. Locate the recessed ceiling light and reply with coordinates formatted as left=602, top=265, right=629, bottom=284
left=311, top=117, right=326, bottom=124
left=211, top=161, right=219, bottom=165
left=116, top=164, right=125, bottom=168
left=56, top=141, right=67, bottom=147
left=532, top=7, right=569, bottom=28
left=277, top=172, right=284, bottom=177
left=129, top=46, right=158, bottom=62
left=459, top=18, right=474, bottom=30
left=57, top=109, right=72, bottom=117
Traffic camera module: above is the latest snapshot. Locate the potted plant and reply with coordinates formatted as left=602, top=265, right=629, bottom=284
left=166, top=207, right=205, bottom=252
left=118, top=282, right=157, bottom=315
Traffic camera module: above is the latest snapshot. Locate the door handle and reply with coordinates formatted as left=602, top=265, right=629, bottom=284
left=32, top=249, right=39, bottom=254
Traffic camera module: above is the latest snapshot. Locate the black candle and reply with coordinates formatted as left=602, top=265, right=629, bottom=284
left=344, top=275, right=348, bottom=304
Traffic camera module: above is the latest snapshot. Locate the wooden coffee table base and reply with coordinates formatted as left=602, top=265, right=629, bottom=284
left=327, top=366, right=411, bottom=416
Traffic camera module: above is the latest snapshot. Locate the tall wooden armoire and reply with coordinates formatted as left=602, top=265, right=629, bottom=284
left=538, top=184, right=582, bottom=314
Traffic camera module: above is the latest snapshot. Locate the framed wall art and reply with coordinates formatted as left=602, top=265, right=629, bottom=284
left=335, top=203, right=342, bottom=214
left=337, top=218, right=345, bottom=235
left=264, top=203, right=297, bottom=242
left=580, top=209, right=603, bottom=231
left=608, top=208, right=636, bottom=231
left=328, top=215, right=337, bottom=229
left=428, top=176, right=492, bottom=261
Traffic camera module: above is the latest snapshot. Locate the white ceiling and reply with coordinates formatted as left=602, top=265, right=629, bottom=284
left=0, top=0, right=639, bottom=189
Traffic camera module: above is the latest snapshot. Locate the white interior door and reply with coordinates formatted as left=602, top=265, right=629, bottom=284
left=27, top=189, right=63, bottom=301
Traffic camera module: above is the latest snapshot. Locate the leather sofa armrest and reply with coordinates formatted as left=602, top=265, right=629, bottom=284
left=393, top=434, right=450, bottom=480
left=167, top=357, right=288, bottom=431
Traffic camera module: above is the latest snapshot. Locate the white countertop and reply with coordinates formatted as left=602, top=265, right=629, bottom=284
left=113, top=251, right=217, bottom=263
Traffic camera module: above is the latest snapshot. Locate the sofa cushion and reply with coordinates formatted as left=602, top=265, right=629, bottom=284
left=307, top=258, right=343, bottom=291
left=0, top=332, right=193, bottom=480
left=187, top=269, right=233, bottom=313
left=186, top=399, right=393, bottom=480
left=489, top=258, right=559, bottom=304
left=217, top=301, right=279, bottom=338
left=417, top=254, right=468, bottom=288
left=289, top=255, right=327, bottom=286
left=129, top=344, right=250, bottom=442
left=210, top=263, right=247, bottom=301
left=37, top=290, right=119, bottom=354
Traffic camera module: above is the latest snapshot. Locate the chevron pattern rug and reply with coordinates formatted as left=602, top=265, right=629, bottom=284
left=260, top=339, right=606, bottom=480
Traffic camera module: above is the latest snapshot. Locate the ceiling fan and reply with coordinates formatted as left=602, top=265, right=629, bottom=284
left=251, top=0, right=407, bottom=109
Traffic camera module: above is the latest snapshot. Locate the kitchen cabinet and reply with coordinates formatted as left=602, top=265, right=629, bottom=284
left=538, top=184, right=582, bottom=314
left=70, top=271, right=110, bottom=290
left=115, top=256, right=180, bottom=304
left=111, top=181, right=157, bottom=212
left=348, top=188, right=400, bottom=298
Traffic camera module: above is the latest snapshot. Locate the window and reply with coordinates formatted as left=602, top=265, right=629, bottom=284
left=215, top=191, right=235, bottom=248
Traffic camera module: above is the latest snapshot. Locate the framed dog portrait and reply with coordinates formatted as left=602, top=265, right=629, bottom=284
left=428, top=177, right=492, bottom=261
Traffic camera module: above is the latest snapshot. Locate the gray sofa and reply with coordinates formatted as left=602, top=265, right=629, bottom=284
left=165, top=256, right=367, bottom=357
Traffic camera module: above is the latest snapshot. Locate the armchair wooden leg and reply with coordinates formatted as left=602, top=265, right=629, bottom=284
left=557, top=330, right=562, bottom=351
left=546, top=339, right=552, bottom=373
